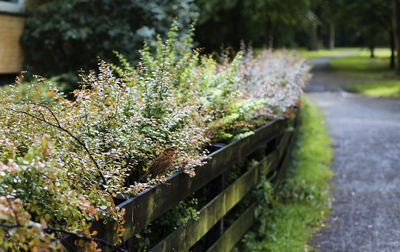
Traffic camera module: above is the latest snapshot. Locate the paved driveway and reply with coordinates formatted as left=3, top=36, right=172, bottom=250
left=307, top=57, right=400, bottom=251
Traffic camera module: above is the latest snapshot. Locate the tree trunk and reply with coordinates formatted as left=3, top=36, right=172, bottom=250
left=310, top=24, right=319, bottom=51
left=370, top=46, right=375, bottom=58
left=392, top=0, right=400, bottom=75
left=266, top=18, right=274, bottom=49
left=390, top=29, right=395, bottom=69
left=268, top=33, right=274, bottom=49
left=329, top=22, right=335, bottom=50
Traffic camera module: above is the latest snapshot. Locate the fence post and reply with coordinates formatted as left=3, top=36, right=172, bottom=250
left=205, top=173, right=225, bottom=249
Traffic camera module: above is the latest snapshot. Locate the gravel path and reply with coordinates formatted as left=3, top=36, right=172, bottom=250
left=307, top=57, right=400, bottom=252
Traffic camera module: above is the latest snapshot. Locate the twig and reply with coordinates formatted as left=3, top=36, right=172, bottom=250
left=7, top=103, right=108, bottom=186
left=0, top=223, right=127, bottom=252
left=43, top=227, right=127, bottom=252
left=1, top=232, right=7, bottom=251
left=5, top=198, right=19, bottom=226
left=0, top=223, right=19, bottom=229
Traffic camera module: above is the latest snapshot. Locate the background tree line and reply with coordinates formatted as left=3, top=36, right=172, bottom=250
left=22, top=0, right=400, bottom=78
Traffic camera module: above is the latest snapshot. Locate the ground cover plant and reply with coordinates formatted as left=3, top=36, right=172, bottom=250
left=235, top=98, right=334, bottom=251
left=330, top=48, right=395, bottom=78
left=0, top=25, right=310, bottom=250
left=348, top=80, right=400, bottom=98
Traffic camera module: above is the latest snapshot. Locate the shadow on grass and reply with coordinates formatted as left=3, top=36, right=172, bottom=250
left=349, top=80, right=400, bottom=98
left=330, top=55, right=396, bottom=79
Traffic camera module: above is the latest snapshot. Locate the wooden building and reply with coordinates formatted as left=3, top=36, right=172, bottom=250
left=0, top=0, right=25, bottom=74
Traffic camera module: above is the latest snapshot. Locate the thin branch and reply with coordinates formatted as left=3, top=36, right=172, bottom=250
left=0, top=223, right=18, bottom=229
left=0, top=223, right=127, bottom=252
left=5, top=198, right=19, bottom=226
left=35, top=109, right=47, bottom=122
left=21, top=102, right=62, bottom=128
left=7, top=107, right=55, bottom=128
left=1, top=232, right=7, bottom=251
left=43, top=227, right=127, bottom=252
left=7, top=104, right=108, bottom=187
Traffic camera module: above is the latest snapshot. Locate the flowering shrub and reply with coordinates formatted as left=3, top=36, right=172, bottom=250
left=0, top=24, right=310, bottom=250
left=0, top=142, right=123, bottom=251
left=239, top=49, right=310, bottom=119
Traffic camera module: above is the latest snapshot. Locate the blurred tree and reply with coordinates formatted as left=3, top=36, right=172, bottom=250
left=195, top=0, right=309, bottom=52
left=309, top=0, right=344, bottom=50
left=22, top=0, right=198, bottom=76
left=306, top=10, right=321, bottom=51
left=242, top=0, right=309, bottom=48
left=339, top=0, right=391, bottom=58
left=392, top=0, right=400, bottom=73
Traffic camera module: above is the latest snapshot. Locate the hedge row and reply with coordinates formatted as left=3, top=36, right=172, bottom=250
left=0, top=26, right=310, bottom=250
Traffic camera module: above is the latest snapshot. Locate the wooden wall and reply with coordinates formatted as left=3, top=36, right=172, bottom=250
left=0, top=13, right=25, bottom=74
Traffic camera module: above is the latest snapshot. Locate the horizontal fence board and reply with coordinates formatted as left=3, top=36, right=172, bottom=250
left=274, top=130, right=297, bottom=186
left=272, top=114, right=298, bottom=185
left=94, top=119, right=289, bottom=243
left=203, top=128, right=295, bottom=252
left=150, top=152, right=277, bottom=252
left=277, top=130, right=293, bottom=159
left=206, top=202, right=257, bottom=252
left=205, top=123, right=297, bottom=252
left=266, top=129, right=293, bottom=181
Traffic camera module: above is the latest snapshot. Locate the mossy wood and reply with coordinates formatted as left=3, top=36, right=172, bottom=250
left=90, top=119, right=289, bottom=243
left=150, top=130, right=291, bottom=252
left=273, top=108, right=300, bottom=186
left=149, top=153, right=274, bottom=251
left=62, top=116, right=297, bottom=251
left=206, top=202, right=257, bottom=252
left=273, top=131, right=296, bottom=185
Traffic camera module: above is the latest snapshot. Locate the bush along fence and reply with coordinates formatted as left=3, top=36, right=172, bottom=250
left=61, top=111, right=299, bottom=251
left=0, top=25, right=309, bottom=251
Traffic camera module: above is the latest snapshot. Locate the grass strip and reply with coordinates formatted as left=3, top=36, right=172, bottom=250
left=349, top=80, right=400, bottom=98
left=235, top=97, right=334, bottom=252
left=330, top=49, right=395, bottom=78
left=295, top=47, right=357, bottom=59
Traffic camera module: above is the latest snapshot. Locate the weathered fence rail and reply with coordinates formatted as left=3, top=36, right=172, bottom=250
left=63, top=111, right=299, bottom=251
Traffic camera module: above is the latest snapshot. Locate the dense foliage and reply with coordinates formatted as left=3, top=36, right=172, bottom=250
left=0, top=26, right=309, bottom=250
left=22, top=0, right=198, bottom=76
left=21, top=0, right=397, bottom=80
left=195, top=0, right=310, bottom=51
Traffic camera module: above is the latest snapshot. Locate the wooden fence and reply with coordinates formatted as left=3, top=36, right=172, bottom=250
left=63, top=112, right=299, bottom=251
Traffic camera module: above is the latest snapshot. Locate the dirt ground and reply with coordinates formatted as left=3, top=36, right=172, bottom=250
left=307, top=57, right=400, bottom=251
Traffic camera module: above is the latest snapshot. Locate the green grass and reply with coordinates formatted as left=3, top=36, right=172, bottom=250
left=295, top=47, right=357, bottom=59
left=253, top=47, right=357, bottom=59
left=328, top=47, right=400, bottom=97
left=349, top=80, right=400, bottom=97
left=261, top=98, right=334, bottom=252
left=236, top=98, right=334, bottom=252
left=330, top=48, right=396, bottom=78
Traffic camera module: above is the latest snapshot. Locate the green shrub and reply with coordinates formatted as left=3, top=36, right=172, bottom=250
left=0, top=25, right=310, bottom=250
left=22, top=0, right=198, bottom=77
